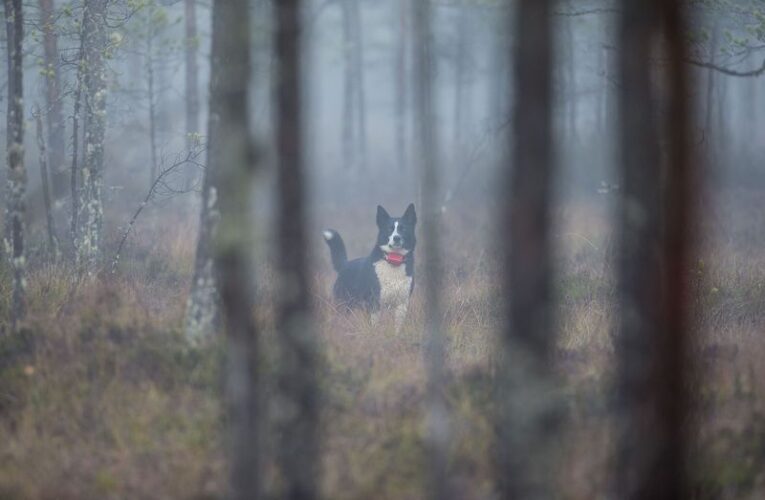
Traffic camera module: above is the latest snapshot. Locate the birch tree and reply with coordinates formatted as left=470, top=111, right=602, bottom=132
left=205, top=0, right=260, bottom=497
left=185, top=0, right=223, bottom=339
left=76, top=0, right=109, bottom=273
left=4, top=0, right=26, bottom=331
left=496, top=0, right=559, bottom=498
left=274, top=0, right=319, bottom=496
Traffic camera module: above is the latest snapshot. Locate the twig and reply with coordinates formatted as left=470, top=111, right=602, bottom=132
left=110, top=147, right=206, bottom=274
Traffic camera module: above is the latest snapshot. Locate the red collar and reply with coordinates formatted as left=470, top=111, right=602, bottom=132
left=384, top=252, right=406, bottom=266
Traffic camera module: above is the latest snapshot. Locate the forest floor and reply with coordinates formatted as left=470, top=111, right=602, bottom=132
left=0, top=187, right=763, bottom=499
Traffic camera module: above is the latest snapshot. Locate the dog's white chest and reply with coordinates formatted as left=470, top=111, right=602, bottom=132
left=374, top=260, right=412, bottom=307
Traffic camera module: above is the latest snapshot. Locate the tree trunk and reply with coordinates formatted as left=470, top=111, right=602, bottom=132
left=614, top=0, right=692, bottom=498
left=565, top=0, right=577, bottom=143
left=394, top=0, right=408, bottom=171
left=206, top=0, right=260, bottom=497
left=4, top=0, right=26, bottom=331
left=70, top=33, right=85, bottom=250
left=341, top=0, right=355, bottom=171
left=453, top=2, right=467, bottom=175
left=76, top=0, right=108, bottom=274
left=146, top=28, right=158, bottom=188
left=413, top=1, right=450, bottom=498
left=35, top=108, right=60, bottom=260
left=496, top=0, right=559, bottom=498
left=274, top=0, right=318, bottom=497
left=38, top=0, right=67, bottom=201
left=703, top=21, right=719, bottom=163
left=349, top=0, right=366, bottom=170
left=184, top=0, right=200, bottom=188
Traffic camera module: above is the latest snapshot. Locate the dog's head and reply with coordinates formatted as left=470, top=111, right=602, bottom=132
left=376, top=203, right=416, bottom=255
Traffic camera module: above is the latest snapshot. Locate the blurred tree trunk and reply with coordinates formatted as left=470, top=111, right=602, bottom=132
left=341, top=0, right=356, bottom=171
left=206, top=0, right=260, bottom=497
left=274, top=0, right=318, bottom=497
left=496, top=0, right=559, bottom=498
left=349, top=0, right=366, bottom=170
left=453, top=2, right=467, bottom=176
left=703, top=20, right=718, bottom=163
left=394, top=0, right=408, bottom=171
left=38, top=0, right=67, bottom=201
left=413, top=0, right=450, bottom=498
left=76, top=0, right=108, bottom=274
left=341, top=0, right=366, bottom=171
left=614, top=0, right=692, bottom=498
left=341, top=0, right=355, bottom=170
left=35, top=109, right=60, bottom=260
left=146, top=28, right=158, bottom=188
left=565, top=0, right=577, bottom=143
left=184, top=0, right=200, bottom=189
left=4, top=0, right=26, bottom=331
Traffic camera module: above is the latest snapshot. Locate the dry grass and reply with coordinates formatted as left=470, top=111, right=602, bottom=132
left=0, top=190, right=763, bottom=499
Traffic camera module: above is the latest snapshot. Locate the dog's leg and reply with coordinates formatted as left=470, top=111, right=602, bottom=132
left=394, top=303, right=408, bottom=332
left=370, top=311, right=381, bottom=326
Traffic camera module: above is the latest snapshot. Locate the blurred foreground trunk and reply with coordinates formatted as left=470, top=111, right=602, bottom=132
left=614, top=0, right=692, bottom=498
left=4, top=0, right=26, bottom=331
left=274, top=0, right=319, bottom=497
left=38, top=0, right=67, bottom=202
left=413, top=0, right=451, bottom=498
left=496, top=0, right=559, bottom=498
left=206, top=0, right=260, bottom=497
left=76, top=0, right=108, bottom=274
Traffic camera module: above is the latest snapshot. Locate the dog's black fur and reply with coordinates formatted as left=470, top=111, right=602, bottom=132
left=323, top=204, right=416, bottom=312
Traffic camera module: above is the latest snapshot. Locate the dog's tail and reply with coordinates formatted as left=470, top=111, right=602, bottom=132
left=322, top=229, right=348, bottom=273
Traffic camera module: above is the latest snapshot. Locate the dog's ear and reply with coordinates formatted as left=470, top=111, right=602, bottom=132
left=376, top=205, right=391, bottom=227
left=402, top=203, right=416, bottom=225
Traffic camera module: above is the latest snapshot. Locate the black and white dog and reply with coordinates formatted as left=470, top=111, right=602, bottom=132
left=323, top=203, right=416, bottom=329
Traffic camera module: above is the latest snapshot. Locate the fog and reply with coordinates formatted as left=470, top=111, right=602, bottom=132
left=1, top=0, right=764, bottom=498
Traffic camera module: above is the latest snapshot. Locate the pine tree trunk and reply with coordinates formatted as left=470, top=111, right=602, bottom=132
left=35, top=109, right=60, bottom=260
left=614, top=1, right=692, bottom=498
left=413, top=1, right=450, bottom=498
left=205, top=0, right=260, bottom=497
left=565, top=0, right=577, bottom=143
left=496, top=0, right=559, bottom=498
left=76, top=0, right=108, bottom=274
left=147, top=29, right=158, bottom=188
left=4, top=0, right=26, bottom=331
left=70, top=34, right=85, bottom=249
left=341, top=0, right=355, bottom=171
left=184, top=0, right=200, bottom=189
left=349, top=0, right=366, bottom=170
left=274, top=0, right=318, bottom=497
left=38, top=0, right=67, bottom=201
left=704, top=21, right=719, bottom=163
left=453, top=2, right=467, bottom=176
left=394, top=0, right=408, bottom=171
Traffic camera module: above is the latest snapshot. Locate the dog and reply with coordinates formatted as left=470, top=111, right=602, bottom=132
left=323, top=203, right=416, bottom=329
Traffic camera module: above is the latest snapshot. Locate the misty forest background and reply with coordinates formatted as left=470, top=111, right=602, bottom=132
left=0, top=0, right=764, bottom=499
